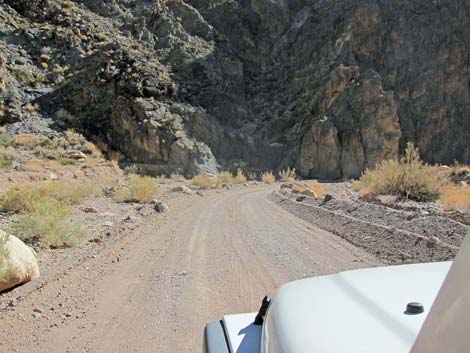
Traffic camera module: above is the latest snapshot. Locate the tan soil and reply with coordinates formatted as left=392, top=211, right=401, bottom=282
left=0, top=185, right=379, bottom=353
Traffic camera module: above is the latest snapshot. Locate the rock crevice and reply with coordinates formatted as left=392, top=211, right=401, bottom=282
left=1, top=0, right=469, bottom=177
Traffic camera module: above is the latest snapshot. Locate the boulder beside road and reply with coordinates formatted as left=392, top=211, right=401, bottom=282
left=0, top=231, right=40, bottom=293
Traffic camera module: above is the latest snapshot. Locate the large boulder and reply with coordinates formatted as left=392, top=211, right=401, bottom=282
left=0, top=231, right=40, bottom=292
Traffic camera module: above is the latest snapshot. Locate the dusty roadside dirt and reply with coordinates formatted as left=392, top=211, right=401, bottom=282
left=0, top=185, right=379, bottom=353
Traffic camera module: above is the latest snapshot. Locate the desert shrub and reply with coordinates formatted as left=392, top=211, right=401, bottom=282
left=307, top=181, right=326, bottom=196
left=235, top=168, right=247, bottom=183
left=262, top=171, right=275, bottom=184
left=84, top=142, right=102, bottom=157
left=279, top=167, right=296, bottom=182
left=438, top=186, right=470, bottom=213
left=0, top=148, right=18, bottom=169
left=65, top=129, right=86, bottom=145
left=449, top=165, right=470, bottom=177
left=115, top=175, right=157, bottom=203
left=0, top=158, right=12, bottom=169
left=33, top=146, right=62, bottom=160
left=0, top=181, right=103, bottom=214
left=190, top=174, right=215, bottom=189
left=292, top=181, right=325, bottom=197
left=11, top=199, right=84, bottom=248
left=217, top=171, right=235, bottom=184
left=13, top=134, right=51, bottom=149
left=38, top=181, right=102, bottom=205
left=57, top=157, right=77, bottom=166
left=0, top=184, right=41, bottom=213
left=355, top=142, right=446, bottom=201
left=25, top=160, right=45, bottom=172
left=0, top=136, right=12, bottom=148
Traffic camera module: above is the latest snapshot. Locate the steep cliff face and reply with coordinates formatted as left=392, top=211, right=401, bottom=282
left=1, top=0, right=469, bottom=177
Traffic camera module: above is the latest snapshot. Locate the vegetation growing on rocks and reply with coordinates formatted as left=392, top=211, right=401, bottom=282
left=1, top=0, right=469, bottom=178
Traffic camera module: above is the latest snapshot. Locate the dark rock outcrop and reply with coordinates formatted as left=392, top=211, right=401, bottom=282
left=1, top=0, right=469, bottom=177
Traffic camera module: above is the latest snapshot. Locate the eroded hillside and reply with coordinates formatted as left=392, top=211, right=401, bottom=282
left=1, top=0, right=469, bottom=177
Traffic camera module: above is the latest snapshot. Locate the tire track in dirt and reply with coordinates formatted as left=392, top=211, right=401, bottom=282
left=0, top=186, right=379, bottom=353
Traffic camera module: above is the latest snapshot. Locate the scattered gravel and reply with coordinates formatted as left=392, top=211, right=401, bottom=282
left=270, top=190, right=468, bottom=264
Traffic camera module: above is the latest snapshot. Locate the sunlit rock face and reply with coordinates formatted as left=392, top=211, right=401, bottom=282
left=2, top=0, right=469, bottom=177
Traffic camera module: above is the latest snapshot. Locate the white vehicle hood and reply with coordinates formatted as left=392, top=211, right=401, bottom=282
left=261, top=262, right=451, bottom=353
left=223, top=313, right=262, bottom=353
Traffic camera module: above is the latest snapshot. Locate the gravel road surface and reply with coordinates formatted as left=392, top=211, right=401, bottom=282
left=0, top=185, right=379, bottom=353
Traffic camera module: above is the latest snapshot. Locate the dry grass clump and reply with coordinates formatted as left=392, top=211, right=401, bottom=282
left=217, top=171, right=235, bottom=184
left=39, top=181, right=102, bottom=205
left=46, top=160, right=64, bottom=171
left=13, top=134, right=50, bottom=149
left=25, top=160, right=45, bottom=172
left=115, top=175, right=158, bottom=204
left=0, top=184, right=40, bottom=214
left=449, top=165, right=470, bottom=177
left=291, top=181, right=325, bottom=197
left=354, top=143, right=446, bottom=201
left=279, top=167, right=296, bottom=182
left=64, top=129, right=85, bottom=145
left=0, top=148, right=19, bottom=169
left=11, top=199, right=84, bottom=248
left=235, top=168, right=247, bottom=183
left=190, top=174, right=215, bottom=189
left=438, top=186, right=470, bottom=213
left=0, top=158, right=12, bottom=169
left=307, top=181, right=325, bottom=196
left=0, top=135, right=12, bottom=148
left=262, top=171, right=275, bottom=184
left=0, top=181, right=104, bottom=214
left=84, top=142, right=102, bottom=157
left=0, top=181, right=100, bottom=247
left=57, top=157, right=77, bottom=166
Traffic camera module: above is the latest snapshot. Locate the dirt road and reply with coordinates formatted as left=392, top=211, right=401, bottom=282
left=0, top=185, right=380, bottom=353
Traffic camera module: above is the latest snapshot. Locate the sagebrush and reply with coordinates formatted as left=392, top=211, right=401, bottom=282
left=262, top=171, right=275, bottom=184
left=279, top=167, right=296, bottom=182
left=438, top=186, right=470, bottom=212
left=0, top=181, right=103, bottom=213
left=235, top=168, right=247, bottom=183
left=190, top=174, right=215, bottom=189
left=11, top=199, right=84, bottom=248
left=115, top=175, right=158, bottom=203
left=354, top=143, right=446, bottom=201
